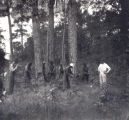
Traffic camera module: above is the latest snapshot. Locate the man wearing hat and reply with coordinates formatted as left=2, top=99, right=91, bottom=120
left=64, top=63, right=74, bottom=89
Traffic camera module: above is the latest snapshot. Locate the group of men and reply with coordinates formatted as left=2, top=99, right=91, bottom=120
left=0, top=59, right=111, bottom=102
left=7, top=61, right=76, bottom=92
left=41, top=60, right=111, bottom=90
left=42, top=62, right=75, bottom=89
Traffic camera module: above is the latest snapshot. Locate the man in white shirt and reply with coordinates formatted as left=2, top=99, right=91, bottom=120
left=98, top=61, right=111, bottom=88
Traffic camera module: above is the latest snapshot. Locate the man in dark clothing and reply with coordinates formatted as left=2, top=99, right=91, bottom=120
left=9, top=61, right=18, bottom=94
left=82, top=63, right=89, bottom=83
left=42, top=62, right=47, bottom=82
left=25, top=62, right=32, bottom=87
left=0, top=73, right=7, bottom=102
left=0, top=76, right=3, bottom=102
left=64, top=63, right=74, bottom=89
left=59, top=64, right=64, bottom=79
left=48, top=61, right=56, bottom=80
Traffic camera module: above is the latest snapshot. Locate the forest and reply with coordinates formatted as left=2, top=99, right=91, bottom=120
left=0, top=0, right=129, bottom=120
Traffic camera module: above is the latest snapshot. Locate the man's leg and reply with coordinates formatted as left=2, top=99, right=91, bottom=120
left=43, top=73, right=47, bottom=82
left=9, top=72, right=15, bottom=94
left=101, top=74, right=108, bottom=100
left=26, top=72, right=30, bottom=87
left=99, top=73, right=103, bottom=88
left=66, top=76, right=70, bottom=89
left=86, top=74, right=89, bottom=83
left=0, top=91, right=3, bottom=102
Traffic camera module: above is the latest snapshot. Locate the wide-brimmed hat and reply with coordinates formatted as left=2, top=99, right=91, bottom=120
left=70, top=63, right=74, bottom=67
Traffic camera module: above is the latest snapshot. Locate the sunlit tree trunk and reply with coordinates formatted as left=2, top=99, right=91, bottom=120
left=20, top=22, right=24, bottom=54
left=7, top=10, right=13, bottom=61
left=68, top=0, right=77, bottom=74
left=32, top=2, right=42, bottom=80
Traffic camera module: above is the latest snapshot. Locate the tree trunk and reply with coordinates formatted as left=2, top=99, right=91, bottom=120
left=32, top=3, right=42, bottom=80
left=21, top=23, right=24, bottom=54
left=48, top=0, right=55, bottom=63
left=7, top=11, right=13, bottom=62
left=68, top=0, right=77, bottom=74
left=62, top=0, right=66, bottom=65
left=118, top=0, right=128, bottom=89
left=46, top=28, right=49, bottom=73
left=119, top=0, right=129, bottom=94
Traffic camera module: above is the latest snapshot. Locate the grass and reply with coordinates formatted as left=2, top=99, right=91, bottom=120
left=1, top=62, right=129, bottom=120
left=0, top=80, right=128, bottom=120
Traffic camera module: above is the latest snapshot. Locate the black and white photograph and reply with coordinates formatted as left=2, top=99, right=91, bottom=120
left=0, top=0, right=129, bottom=120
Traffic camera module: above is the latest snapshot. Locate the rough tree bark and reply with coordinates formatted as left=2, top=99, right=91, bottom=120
left=68, top=0, right=77, bottom=74
left=48, top=0, right=55, bottom=63
left=118, top=0, right=129, bottom=94
left=20, top=22, right=24, bottom=54
left=32, top=1, right=42, bottom=80
left=118, top=0, right=128, bottom=89
left=62, top=0, right=66, bottom=65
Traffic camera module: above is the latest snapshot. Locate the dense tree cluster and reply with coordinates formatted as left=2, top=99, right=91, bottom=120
left=0, top=0, right=128, bottom=90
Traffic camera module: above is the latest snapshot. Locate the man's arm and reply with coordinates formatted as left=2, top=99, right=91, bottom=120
left=105, top=64, right=111, bottom=73
left=98, top=65, right=101, bottom=72
left=14, top=64, right=18, bottom=71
